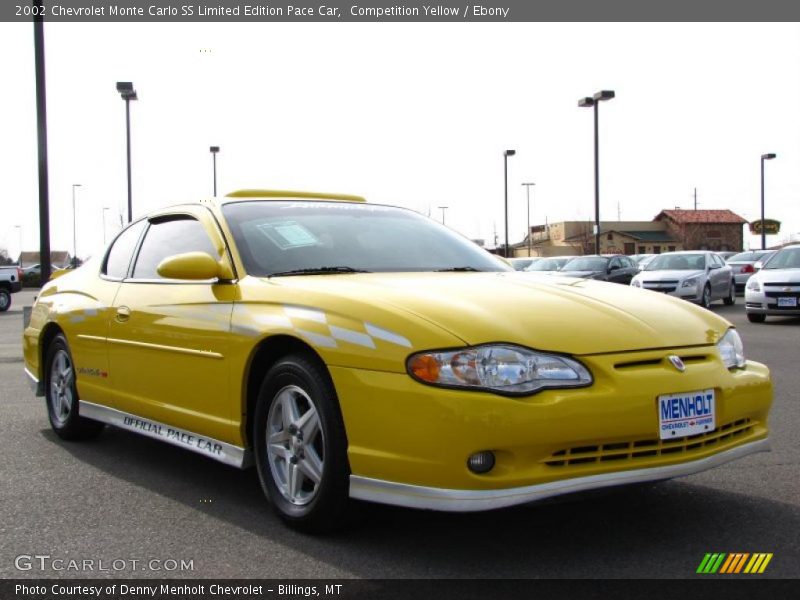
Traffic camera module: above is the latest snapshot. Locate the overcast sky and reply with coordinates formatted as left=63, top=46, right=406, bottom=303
left=2, top=22, right=799, bottom=260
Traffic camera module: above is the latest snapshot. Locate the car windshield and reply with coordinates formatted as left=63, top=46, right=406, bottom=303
left=728, top=251, right=769, bottom=262
left=561, top=257, right=607, bottom=271
left=222, top=200, right=510, bottom=276
left=526, top=258, right=567, bottom=271
left=763, top=248, right=800, bottom=270
left=645, top=254, right=705, bottom=271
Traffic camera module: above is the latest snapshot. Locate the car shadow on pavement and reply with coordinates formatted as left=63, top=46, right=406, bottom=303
left=45, top=425, right=800, bottom=578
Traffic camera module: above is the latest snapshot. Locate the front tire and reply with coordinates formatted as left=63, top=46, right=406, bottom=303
left=44, top=334, right=104, bottom=440
left=0, top=288, right=10, bottom=312
left=701, top=284, right=712, bottom=309
left=254, top=354, right=350, bottom=532
left=723, top=280, right=736, bottom=305
left=747, top=313, right=766, bottom=323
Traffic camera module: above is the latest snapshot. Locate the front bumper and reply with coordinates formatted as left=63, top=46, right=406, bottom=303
left=745, top=291, right=800, bottom=316
left=332, top=348, right=772, bottom=510
left=639, top=284, right=701, bottom=303
left=350, top=438, right=770, bottom=511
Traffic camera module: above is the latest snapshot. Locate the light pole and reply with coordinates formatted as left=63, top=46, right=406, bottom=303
left=71, top=184, right=81, bottom=266
left=14, top=225, right=22, bottom=262
left=503, top=150, right=516, bottom=257
left=116, top=81, right=138, bottom=223
left=760, top=153, right=776, bottom=251
left=437, top=206, right=449, bottom=225
left=210, top=146, right=220, bottom=196
left=102, top=207, right=110, bottom=245
left=578, top=90, right=615, bottom=254
left=521, top=182, right=535, bottom=257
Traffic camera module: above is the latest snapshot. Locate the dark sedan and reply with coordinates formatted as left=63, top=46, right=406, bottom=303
left=556, top=255, right=639, bottom=284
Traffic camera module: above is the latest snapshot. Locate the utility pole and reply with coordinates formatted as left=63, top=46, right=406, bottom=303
left=694, top=187, right=698, bottom=210
left=437, top=206, right=448, bottom=225
left=521, top=182, right=535, bottom=257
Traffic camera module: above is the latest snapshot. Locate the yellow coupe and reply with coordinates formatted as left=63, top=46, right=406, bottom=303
left=23, top=190, right=772, bottom=531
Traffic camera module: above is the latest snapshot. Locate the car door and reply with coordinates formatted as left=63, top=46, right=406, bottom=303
left=106, top=209, right=240, bottom=443
left=709, top=254, right=727, bottom=298
left=607, top=257, right=630, bottom=284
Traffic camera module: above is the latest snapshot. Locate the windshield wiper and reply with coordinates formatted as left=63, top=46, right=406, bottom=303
left=268, top=266, right=371, bottom=277
left=436, top=266, right=484, bottom=272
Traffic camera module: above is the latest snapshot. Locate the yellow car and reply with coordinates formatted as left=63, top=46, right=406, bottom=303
left=23, top=190, right=772, bottom=531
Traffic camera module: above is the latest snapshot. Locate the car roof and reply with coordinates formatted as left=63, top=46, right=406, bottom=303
left=212, top=189, right=366, bottom=205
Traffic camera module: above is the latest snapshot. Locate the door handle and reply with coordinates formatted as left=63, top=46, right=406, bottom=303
left=116, top=306, right=131, bottom=321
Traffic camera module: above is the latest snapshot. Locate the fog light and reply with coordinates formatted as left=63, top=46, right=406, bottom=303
left=467, top=451, right=495, bottom=474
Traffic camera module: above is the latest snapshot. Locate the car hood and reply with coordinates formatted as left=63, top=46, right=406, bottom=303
left=637, top=269, right=704, bottom=281
left=554, top=270, right=598, bottom=278
left=754, top=268, right=800, bottom=284
left=259, top=272, right=728, bottom=355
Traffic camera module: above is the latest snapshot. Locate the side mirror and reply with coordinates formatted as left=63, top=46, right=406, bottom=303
left=156, top=252, right=221, bottom=280
left=608, top=264, right=620, bottom=272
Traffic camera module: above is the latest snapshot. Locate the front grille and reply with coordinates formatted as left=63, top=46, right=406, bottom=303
left=745, top=302, right=763, bottom=309
left=643, top=280, right=679, bottom=293
left=542, top=418, right=754, bottom=467
left=614, top=354, right=708, bottom=370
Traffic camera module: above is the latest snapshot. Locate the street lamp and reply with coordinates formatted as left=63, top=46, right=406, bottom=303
left=71, top=184, right=81, bottom=266
left=116, top=81, right=138, bottom=223
left=521, top=182, right=535, bottom=257
left=437, top=206, right=449, bottom=225
left=760, top=153, right=777, bottom=251
left=210, top=146, right=220, bottom=196
left=102, top=207, right=110, bottom=245
left=503, top=150, right=516, bottom=257
left=578, top=90, right=615, bottom=254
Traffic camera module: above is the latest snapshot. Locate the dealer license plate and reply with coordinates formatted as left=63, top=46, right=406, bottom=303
left=777, top=297, right=798, bottom=307
left=658, top=389, right=715, bottom=440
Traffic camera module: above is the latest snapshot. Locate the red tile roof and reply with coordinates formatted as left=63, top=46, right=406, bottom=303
left=654, top=209, right=747, bottom=224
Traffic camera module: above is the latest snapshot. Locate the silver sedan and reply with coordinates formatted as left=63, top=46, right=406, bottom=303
left=630, top=251, right=736, bottom=309
left=744, top=245, right=800, bottom=322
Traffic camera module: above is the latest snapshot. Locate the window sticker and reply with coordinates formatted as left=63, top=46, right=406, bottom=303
left=257, top=220, right=319, bottom=249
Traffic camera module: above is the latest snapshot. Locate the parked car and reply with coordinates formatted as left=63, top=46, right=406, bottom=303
left=508, top=257, right=539, bottom=271
left=631, top=251, right=735, bottom=309
left=23, top=264, right=42, bottom=277
left=744, top=244, right=800, bottom=323
left=23, top=190, right=772, bottom=532
left=0, top=265, right=24, bottom=311
left=717, top=251, right=738, bottom=261
left=522, top=256, right=577, bottom=273
left=726, top=250, right=777, bottom=293
left=556, top=255, right=639, bottom=284
left=630, top=253, right=657, bottom=271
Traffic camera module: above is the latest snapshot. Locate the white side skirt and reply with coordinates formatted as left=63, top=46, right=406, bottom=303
left=79, top=401, right=251, bottom=469
left=349, top=438, right=770, bottom=512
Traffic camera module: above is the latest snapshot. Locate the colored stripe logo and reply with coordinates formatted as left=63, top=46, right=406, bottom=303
left=697, top=553, right=773, bottom=574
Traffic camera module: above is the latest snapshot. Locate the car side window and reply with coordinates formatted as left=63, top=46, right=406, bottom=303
left=131, top=216, right=218, bottom=280
left=711, top=254, right=723, bottom=268
left=104, top=220, right=147, bottom=279
left=609, top=257, right=621, bottom=269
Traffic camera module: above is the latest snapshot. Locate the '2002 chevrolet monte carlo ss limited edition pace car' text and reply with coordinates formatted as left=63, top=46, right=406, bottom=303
left=23, top=190, right=772, bottom=531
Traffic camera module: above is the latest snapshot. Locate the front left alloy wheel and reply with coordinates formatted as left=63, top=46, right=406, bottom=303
left=44, top=333, right=104, bottom=440
left=254, top=354, right=350, bottom=532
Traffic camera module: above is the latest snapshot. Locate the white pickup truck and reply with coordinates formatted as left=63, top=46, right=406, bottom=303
left=0, top=266, right=23, bottom=311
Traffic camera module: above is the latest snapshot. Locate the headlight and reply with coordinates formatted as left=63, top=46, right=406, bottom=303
left=681, top=277, right=698, bottom=288
left=746, top=278, right=761, bottom=292
left=717, top=329, right=745, bottom=369
left=407, top=344, right=592, bottom=395
left=631, top=280, right=641, bottom=288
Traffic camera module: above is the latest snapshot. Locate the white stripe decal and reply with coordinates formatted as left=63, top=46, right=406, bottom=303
left=253, top=313, right=293, bottom=328
left=329, top=325, right=376, bottom=349
left=296, top=328, right=338, bottom=348
left=365, top=323, right=412, bottom=348
left=284, top=305, right=327, bottom=323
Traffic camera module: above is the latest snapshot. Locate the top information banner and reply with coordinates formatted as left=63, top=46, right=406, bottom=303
left=5, top=0, right=800, bottom=22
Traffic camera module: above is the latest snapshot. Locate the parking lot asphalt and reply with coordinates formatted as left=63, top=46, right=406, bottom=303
left=0, top=289, right=798, bottom=579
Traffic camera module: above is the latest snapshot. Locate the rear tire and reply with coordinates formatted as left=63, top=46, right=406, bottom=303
left=723, top=280, right=736, bottom=305
left=253, top=354, right=350, bottom=533
left=0, top=288, right=10, bottom=312
left=747, top=313, right=766, bottom=323
left=44, top=334, right=104, bottom=440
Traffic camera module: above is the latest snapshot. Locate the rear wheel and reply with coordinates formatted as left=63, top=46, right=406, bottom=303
left=0, top=288, right=10, bottom=312
left=723, top=280, right=736, bottom=305
left=44, top=334, right=104, bottom=440
left=747, top=313, right=766, bottom=323
left=253, top=354, right=350, bottom=532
